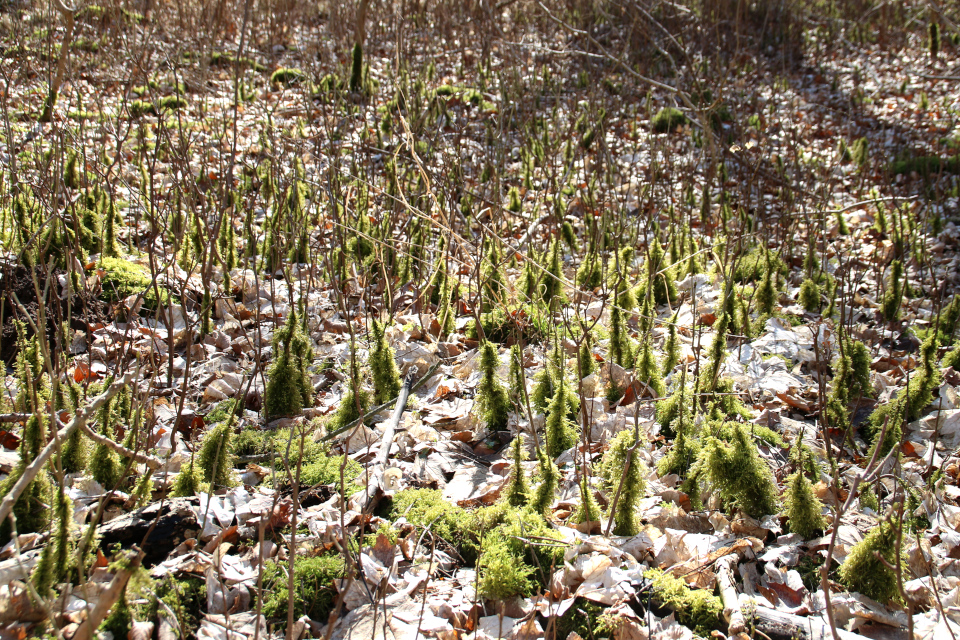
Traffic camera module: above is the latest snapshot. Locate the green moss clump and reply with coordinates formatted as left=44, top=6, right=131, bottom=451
left=851, top=137, right=869, bottom=168
left=477, top=535, right=533, bottom=600
left=644, top=568, right=722, bottom=636
left=466, top=304, right=549, bottom=345
left=349, top=43, right=363, bottom=92
left=263, top=311, right=314, bottom=420
left=799, top=278, right=820, bottom=312
left=128, top=99, right=155, bottom=118
left=99, top=594, right=132, bottom=640
left=271, top=67, right=307, bottom=86
left=651, top=107, right=689, bottom=133
left=369, top=320, right=401, bottom=404
left=298, top=453, right=362, bottom=493
left=476, top=503, right=565, bottom=577
left=839, top=519, right=902, bottom=603
left=930, top=22, right=940, bottom=58
left=599, top=429, right=646, bottom=536
left=155, top=576, right=206, bottom=634
left=530, top=448, right=559, bottom=516
left=390, top=489, right=478, bottom=561
left=261, top=554, right=344, bottom=626
left=890, top=155, right=960, bottom=176
left=476, top=341, right=511, bottom=432
left=503, top=435, right=530, bottom=507
left=555, top=601, right=612, bottom=640
left=881, top=259, right=904, bottom=323
left=0, top=411, right=52, bottom=542
left=783, top=471, right=826, bottom=539
left=97, top=257, right=175, bottom=313
left=171, top=460, right=203, bottom=497
left=943, top=343, right=960, bottom=370
left=868, top=334, right=939, bottom=452
left=699, top=425, right=779, bottom=518
left=158, top=95, right=187, bottom=111
left=196, top=420, right=234, bottom=488
left=206, top=398, right=240, bottom=425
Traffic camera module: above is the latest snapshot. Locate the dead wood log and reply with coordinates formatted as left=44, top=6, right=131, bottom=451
left=96, top=497, right=199, bottom=566
left=748, top=605, right=875, bottom=640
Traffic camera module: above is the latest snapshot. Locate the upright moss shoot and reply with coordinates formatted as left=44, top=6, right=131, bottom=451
left=783, top=471, right=826, bottom=539
left=503, top=435, right=530, bottom=507
left=369, top=320, right=401, bottom=404
left=839, top=518, right=902, bottom=603
left=197, top=420, right=234, bottom=488
left=599, top=429, right=645, bottom=536
left=699, top=425, right=779, bottom=518
left=476, top=341, right=510, bottom=431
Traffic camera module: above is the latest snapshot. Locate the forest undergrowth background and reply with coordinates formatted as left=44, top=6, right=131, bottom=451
left=1, top=1, right=960, bottom=639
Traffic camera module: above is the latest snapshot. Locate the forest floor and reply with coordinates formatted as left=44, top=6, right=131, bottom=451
left=2, top=3, right=960, bottom=640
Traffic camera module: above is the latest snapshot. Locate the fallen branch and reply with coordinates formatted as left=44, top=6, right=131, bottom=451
left=0, top=370, right=137, bottom=525
left=76, top=421, right=162, bottom=470
left=322, top=361, right=440, bottom=442
left=71, top=549, right=142, bottom=640
left=716, top=554, right=747, bottom=638
left=375, top=369, right=416, bottom=469
left=0, top=413, right=31, bottom=423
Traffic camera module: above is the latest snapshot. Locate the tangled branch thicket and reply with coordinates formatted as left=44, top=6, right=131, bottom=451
left=1, top=0, right=960, bottom=638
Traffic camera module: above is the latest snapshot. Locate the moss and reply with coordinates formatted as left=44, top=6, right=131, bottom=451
left=90, top=403, right=124, bottom=489
left=232, top=427, right=267, bottom=457
left=264, top=311, right=314, bottom=420
left=599, top=429, right=646, bottom=536
left=476, top=341, right=511, bottom=431
left=466, top=304, right=549, bottom=345
left=576, top=252, right=603, bottom=290
left=645, top=568, right=722, bottom=635
left=541, top=239, right=566, bottom=306
left=503, top=435, right=530, bottom=507
left=261, top=554, right=344, bottom=626
left=0, top=412, right=52, bottom=542
left=297, top=453, right=362, bottom=494
left=157, top=95, right=187, bottom=111
left=369, top=320, right=401, bottom=404
left=881, top=259, right=904, bottom=323
left=544, top=373, right=578, bottom=457
left=944, top=343, right=960, bottom=370
left=97, top=257, right=175, bottom=313
left=475, top=503, right=565, bottom=580
left=171, top=461, right=203, bottom=497
left=196, top=420, right=234, bottom=488
left=699, top=424, right=779, bottom=518
left=530, top=448, right=559, bottom=516
left=350, top=43, right=363, bottom=92
left=799, top=278, right=820, bottom=312
left=477, top=535, right=533, bottom=600
left=271, top=67, right=307, bottom=86
left=205, top=398, right=240, bottom=425
left=390, top=489, right=477, bottom=560
left=839, top=519, right=902, bottom=603
left=783, top=471, right=826, bottom=539
left=851, top=137, right=869, bottom=168
left=99, top=594, right=132, bottom=640
left=128, top=99, right=155, bottom=118
left=644, top=238, right=677, bottom=306
left=555, top=601, right=612, bottom=640
left=651, top=107, right=688, bottom=133
left=571, top=472, right=602, bottom=526
left=890, top=155, right=960, bottom=176
left=155, top=576, right=206, bottom=634
left=656, top=383, right=692, bottom=439
left=869, top=334, right=939, bottom=448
